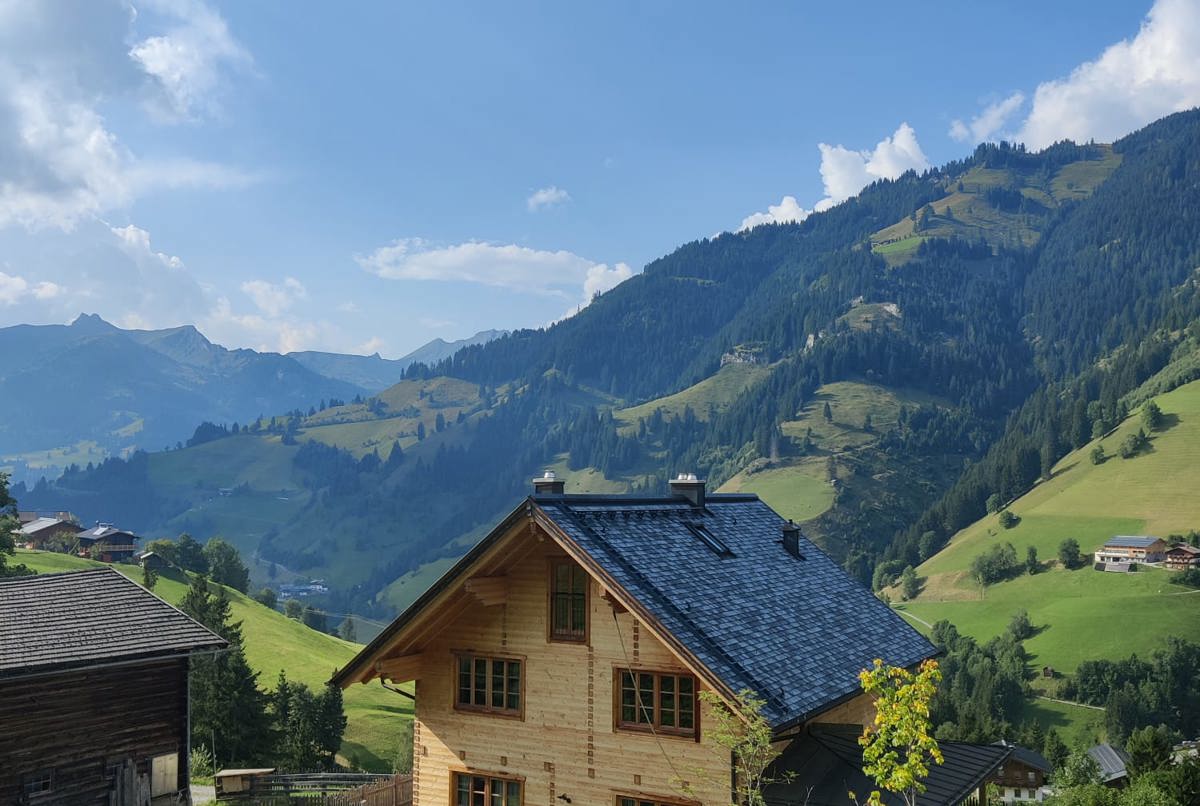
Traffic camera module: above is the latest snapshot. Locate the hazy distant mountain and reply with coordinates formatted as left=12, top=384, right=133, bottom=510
left=0, top=315, right=364, bottom=465
left=288, top=329, right=506, bottom=390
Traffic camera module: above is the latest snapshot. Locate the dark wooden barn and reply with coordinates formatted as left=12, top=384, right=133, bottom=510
left=0, top=568, right=226, bottom=805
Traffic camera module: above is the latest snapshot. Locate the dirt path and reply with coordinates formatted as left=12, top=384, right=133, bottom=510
left=1036, top=695, right=1105, bottom=712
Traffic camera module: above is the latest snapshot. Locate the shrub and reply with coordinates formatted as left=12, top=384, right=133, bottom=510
left=998, top=510, right=1019, bottom=529
left=1058, top=538, right=1082, bottom=569
left=970, top=542, right=1020, bottom=585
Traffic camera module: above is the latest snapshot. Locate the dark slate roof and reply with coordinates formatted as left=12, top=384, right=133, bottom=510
left=1087, top=743, right=1130, bottom=782
left=77, top=525, right=138, bottom=543
left=1104, top=535, right=1161, bottom=548
left=538, top=494, right=936, bottom=728
left=0, top=568, right=226, bottom=678
left=763, top=724, right=1011, bottom=806
left=996, top=741, right=1052, bottom=773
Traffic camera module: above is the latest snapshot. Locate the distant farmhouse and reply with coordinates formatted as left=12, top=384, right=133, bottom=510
left=1165, top=543, right=1200, bottom=570
left=17, top=516, right=82, bottom=549
left=0, top=569, right=225, bottom=804
left=76, top=523, right=140, bottom=562
left=1094, top=535, right=1167, bottom=570
left=991, top=742, right=1053, bottom=803
left=335, top=473, right=1010, bottom=806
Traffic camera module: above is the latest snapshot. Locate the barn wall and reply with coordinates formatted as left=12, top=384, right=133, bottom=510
left=0, top=658, right=190, bottom=805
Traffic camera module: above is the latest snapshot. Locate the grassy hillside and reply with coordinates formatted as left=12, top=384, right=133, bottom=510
left=869, top=147, right=1122, bottom=265
left=721, top=380, right=947, bottom=524
left=616, top=362, right=770, bottom=428
left=14, top=550, right=405, bottom=772
left=896, top=380, right=1200, bottom=741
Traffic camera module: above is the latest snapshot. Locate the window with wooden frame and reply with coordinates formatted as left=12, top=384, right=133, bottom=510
left=615, top=669, right=697, bottom=738
left=615, top=796, right=699, bottom=806
left=22, top=770, right=53, bottom=799
left=453, top=771, right=522, bottom=806
left=455, top=654, right=522, bottom=716
left=548, top=559, right=588, bottom=642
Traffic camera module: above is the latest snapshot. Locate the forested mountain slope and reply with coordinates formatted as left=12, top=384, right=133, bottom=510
left=18, top=109, right=1200, bottom=622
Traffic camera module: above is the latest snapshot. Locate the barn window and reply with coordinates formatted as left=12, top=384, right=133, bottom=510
left=549, top=560, right=588, bottom=642
left=453, top=771, right=522, bottom=805
left=455, top=654, right=522, bottom=717
left=22, top=770, right=53, bottom=798
left=616, top=669, right=697, bottom=738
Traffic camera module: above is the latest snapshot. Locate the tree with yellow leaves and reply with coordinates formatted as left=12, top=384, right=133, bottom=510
left=851, top=658, right=943, bottom=806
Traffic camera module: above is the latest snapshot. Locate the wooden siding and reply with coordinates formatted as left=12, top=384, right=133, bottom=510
left=0, top=658, right=190, bottom=805
left=406, top=529, right=731, bottom=806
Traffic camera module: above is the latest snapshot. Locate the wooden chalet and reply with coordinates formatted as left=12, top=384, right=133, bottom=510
left=0, top=568, right=226, bottom=805
left=334, top=473, right=1007, bottom=806
left=1165, top=543, right=1200, bottom=569
left=76, top=523, right=141, bottom=562
left=990, top=742, right=1052, bottom=803
left=17, top=516, right=82, bottom=549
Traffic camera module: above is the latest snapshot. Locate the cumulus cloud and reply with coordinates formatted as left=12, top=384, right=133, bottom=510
left=0, top=0, right=253, bottom=230
left=110, top=223, right=184, bottom=269
left=1015, top=0, right=1200, bottom=149
left=129, top=0, right=253, bottom=120
left=526, top=185, right=571, bottom=211
left=949, top=92, right=1026, bottom=143
left=0, top=272, right=62, bottom=305
left=739, top=123, right=929, bottom=232
left=241, top=277, right=307, bottom=318
left=738, top=195, right=812, bottom=231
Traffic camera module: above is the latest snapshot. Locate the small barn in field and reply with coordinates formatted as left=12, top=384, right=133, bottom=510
left=0, top=568, right=226, bottom=805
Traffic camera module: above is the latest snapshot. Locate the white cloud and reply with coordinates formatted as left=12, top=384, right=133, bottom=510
left=739, top=123, right=929, bottom=232
left=354, top=336, right=386, bottom=355
left=583, top=262, right=633, bottom=303
left=358, top=237, right=637, bottom=323
left=738, top=195, right=812, bottom=231
left=526, top=185, right=571, bottom=211
left=129, top=0, right=253, bottom=121
left=241, top=277, right=307, bottom=318
left=0, top=271, right=63, bottom=306
left=949, top=92, right=1025, bottom=143
left=0, top=0, right=253, bottom=230
left=1015, top=0, right=1200, bottom=149
left=110, top=223, right=184, bottom=269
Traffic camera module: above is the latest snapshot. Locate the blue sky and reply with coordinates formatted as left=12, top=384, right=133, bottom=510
left=0, top=0, right=1196, bottom=356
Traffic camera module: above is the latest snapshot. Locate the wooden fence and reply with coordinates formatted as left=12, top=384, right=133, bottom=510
left=216, top=772, right=412, bottom=805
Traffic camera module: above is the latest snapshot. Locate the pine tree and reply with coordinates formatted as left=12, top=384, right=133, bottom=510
left=181, top=575, right=275, bottom=766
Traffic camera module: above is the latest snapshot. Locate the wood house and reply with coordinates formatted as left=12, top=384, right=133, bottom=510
left=76, top=523, right=140, bottom=562
left=17, top=516, right=82, bottom=549
left=1165, top=543, right=1200, bottom=570
left=1094, top=536, right=1167, bottom=564
left=1087, top=743, right=1131, bottom=788
left=990, top=742, right=1052, bottom=803
left=0, top=568, right=226, bottom=805
left=335, top=474, right=1008, bottom=806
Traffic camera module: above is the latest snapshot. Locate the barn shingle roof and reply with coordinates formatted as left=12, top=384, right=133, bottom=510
left=0, top=568, right=226, bottom=678
left=537, top=494, right=936, bottom=729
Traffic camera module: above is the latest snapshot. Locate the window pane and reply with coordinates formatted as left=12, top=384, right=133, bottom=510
left=506, top=662, right=521, bottom=710
left=458, top=658, right=472, bottom=704
left=553, top=596, right=569, bottom=633
left=571, top=565, right=586, bottom=594
left=456, top=774, right=471, bottom=806
left=474, top=659, right=487, bottom=706
left=492, top=660, right=505, bottom=709
left=638, top=673, right=654, bottom=724
left=679, top=676, right=694, bottom=729
left=660, top=675, right=676, bottom=727
left=506, top=781, right=521, bottom=805
left=571, top=595, right=585, bottom=633
left=472, top=776, right=486, bottom=806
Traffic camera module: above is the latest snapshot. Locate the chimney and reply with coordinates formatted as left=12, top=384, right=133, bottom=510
left=533, top=470, right=565, bottom=495
left=669, top=472, right=706, bottom=508
left=782, top=519, right=804, bottom=559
